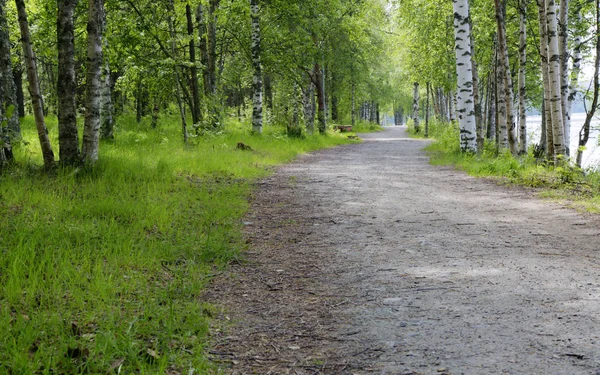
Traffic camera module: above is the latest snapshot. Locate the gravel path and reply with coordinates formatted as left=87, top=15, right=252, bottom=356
left=206, top=126, right=600, bottom=375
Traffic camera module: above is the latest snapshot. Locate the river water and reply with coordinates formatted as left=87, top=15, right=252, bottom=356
left=525, top=112, right=600, bottom=169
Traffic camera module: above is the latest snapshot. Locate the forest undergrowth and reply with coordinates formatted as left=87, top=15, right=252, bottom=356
left=0, top=114, right=365, bottom=374
left=407, top=119, right=600, bottom=213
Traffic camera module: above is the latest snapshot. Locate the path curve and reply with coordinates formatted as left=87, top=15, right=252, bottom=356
left=206, top=126, right=600, bottom=375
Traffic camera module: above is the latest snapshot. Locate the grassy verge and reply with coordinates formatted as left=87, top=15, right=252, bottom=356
left=0, top=114, right=361, bottom=374
left=406, top=118, right=600, bottom=213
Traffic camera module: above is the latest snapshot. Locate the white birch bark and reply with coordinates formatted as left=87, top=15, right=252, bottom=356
left=496, top=45, right=508, bottom=149
left=452, top=0, right=477, bottom=152
left=495, top=0, right=518, bottom=155
left=81, top=0, right=104, bottom=164
left=412, top=82, right=420, bottom=132
left=0, top=0, right=18, bottom=164
left=537, top=0, right=555, bottom=158
left=518, top=0, right=528, bottom=154
left=545, top=0, right=566, bottom=160
left=250, top=0, right=263, bottom=134
left=15, top=0, right=55, bottom=167
left=558, top=0, right=569, bottom=155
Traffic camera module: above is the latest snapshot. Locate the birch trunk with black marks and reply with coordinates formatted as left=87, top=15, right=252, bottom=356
left=518, top=0, right=528, bottom=154
left=470, top=31, right=483, bottom=151
left=250, top=0, right=263, bottom=134
left=537, top=0, right=554, bottom=158
left=81, top=0, right=103, bottom=164
left=495, top=0, right=517, bottom=155
left=577, top=0, right=600, bottom=167
left=412, top=82, right=420, bottom=133
left=545, top=0, right=566, bottom=161
left=496, top=41, right=508, bottom=149
left=100, top=42, right=114, bottom=140
left=0, top=0, right=18, bottom=164
left=57, top=0, right=80, bottom=164
left=452, top=0, right=477, bottom=152
left=558, top=0, right=569, bottom=155
left=15, top=0, right=55, bottom=167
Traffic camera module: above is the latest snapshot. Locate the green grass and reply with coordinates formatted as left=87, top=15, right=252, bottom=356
left=406, top=117, right=600, bottom=213
left=0, top=114, right=361, bottom=374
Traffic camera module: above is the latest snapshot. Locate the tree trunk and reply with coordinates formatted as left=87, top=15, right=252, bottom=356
left=13, top=65, right=25, bottom=118
left=545, top=0, right=567, bottom=161
left=264, top=74, right=273, bottom=111
left=537, top=0, right=555, bottom=159
left=302, top=80, right=315, bottom=134
left=100, top=35, right=114, bottom=140
left=495, top=0, right=517, bottom=155
left=250, top=0, right=263, bottom=134
left=518, top=0, right=528, bottom=155
left=0, top=0, right=19, bottom=164
left=496, top=41, right=508, bottom=149
left=15, top=0, right=55, bottom=168
left=207, top=0, right=219, bottom=96
left=57, top=0, right=80, bottom=165
left=351, top=82, right=355, bottom=127
left=81, top=0, right=104, bottom=164
left=312, top=63, right=326, bottom=134
left=186, top=4, right=201, bottom=125
left=412, top=82, right=420, bottom=132
left=558, top=0, right=569, bottom=155
left=577, top=0, right=600, bottom=167
left=425, top=82, right=430, bottom=138
left=197, top=4, right=209, bottom=96
left=167, top=0, right=187, bottom=143
left=452, top=0, right=477, bottom=152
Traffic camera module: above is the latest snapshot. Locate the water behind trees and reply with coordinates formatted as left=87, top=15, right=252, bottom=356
left=527, top=112, right=600, bottom=169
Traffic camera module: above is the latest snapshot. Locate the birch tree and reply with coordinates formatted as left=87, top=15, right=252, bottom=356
left=57, top=0, right=80, bottom=165
left=15, top=0, right=55, bottom=168
left=411, top=82, right=419, bottom=132
left=546, top=0, right=566, bottom=160
left=518, top=0, right=528, bottom=155
left=558, top=0, right=569, bottom=155
left=250, top=0, right=263, bottom=134
left=81, top=0, right=104, bottom=164
left=0, top=0, right=18, bottom=165
left=495, top=0, right=517, bottom=155
left=452, top=0, right=477, bottom=153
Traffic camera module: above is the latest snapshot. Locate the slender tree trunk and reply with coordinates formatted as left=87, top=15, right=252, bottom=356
left=518, top=0, right=528, bottom=155
left=453, top=0, right=477, bottom=152
left=167, top=0, right=187, bottom=143
left=351, top=82, right=355, bottom=127
left=496, top=41, right=508, bottom=149
left=312, top=63, right=326, bottom=134
left=81, top=0, right=104, bottom=164
left=57, top=0, right=80, bottom=164
left=577, top=0, right=600, bottom=167
left=13, top=65, right=25, bottom=118
left=412, top=82, right=420, bottom=132
left=197, top=4, right=209, bottom=96
left=0, top=0, right=19, bottom=164
left=545, top=0, right=567, bottom=161
left=100, top=39, right=114, bottom=140
left=250, top=0, right=263, bottom=134
left=537, top=0, right=555, bottom=159
left=302, top=80, right=315, bottom=134
left=264, top=74, right=273, bottom=111
left=186, top=4, right=201, bottom=125
left=207, top=0, right=219, bottom=96
left=470, top=30, right=483, bottom=151
left=495, top=0, right=518, bottom=154
left=559, top=0, right=569, bottom=155
left=425, top=82, right=430, bottom=138
left=15, top=0, right=55, bottom=167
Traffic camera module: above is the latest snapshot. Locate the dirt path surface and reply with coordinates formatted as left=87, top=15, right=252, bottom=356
left=205, top=126, right=600, bottom=375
